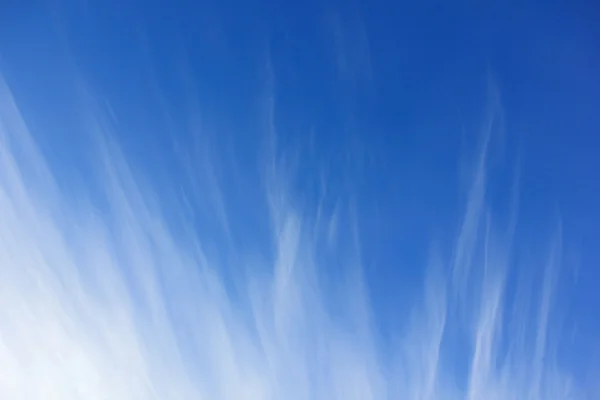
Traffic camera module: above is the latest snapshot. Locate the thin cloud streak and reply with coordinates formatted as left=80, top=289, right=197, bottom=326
left=0, top=72, right=589, bottom=399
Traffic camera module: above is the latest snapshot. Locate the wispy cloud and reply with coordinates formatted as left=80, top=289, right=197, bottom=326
left=328, top=7, right=374, bottom=96
left=0, top=66, right=589, bottom=400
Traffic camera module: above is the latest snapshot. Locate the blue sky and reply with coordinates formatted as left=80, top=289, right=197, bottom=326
left=0, top=0, right=599, bottom=398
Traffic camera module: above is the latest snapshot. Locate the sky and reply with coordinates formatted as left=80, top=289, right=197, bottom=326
left=0, top=0, right=599, bottom=399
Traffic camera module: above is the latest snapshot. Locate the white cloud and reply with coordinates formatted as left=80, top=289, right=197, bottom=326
left=0, top=72, right=590, bottom=400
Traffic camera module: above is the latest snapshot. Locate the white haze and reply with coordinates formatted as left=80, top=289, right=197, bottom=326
left=0, top=73, right=587, bottom=399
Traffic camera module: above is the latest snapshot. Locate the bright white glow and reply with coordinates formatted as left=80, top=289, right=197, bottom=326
left=0, top=74, right=587, bottom=399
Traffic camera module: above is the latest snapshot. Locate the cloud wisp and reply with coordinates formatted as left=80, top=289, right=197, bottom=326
left=0, top=72, right=586, bottom=399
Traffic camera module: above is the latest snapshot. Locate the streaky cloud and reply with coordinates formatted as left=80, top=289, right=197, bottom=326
left=0, top=67, right=590, bottom=400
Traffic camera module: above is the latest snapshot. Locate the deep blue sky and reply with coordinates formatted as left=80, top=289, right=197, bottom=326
left=2, top=0, right=599, bottom=383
